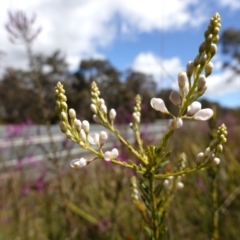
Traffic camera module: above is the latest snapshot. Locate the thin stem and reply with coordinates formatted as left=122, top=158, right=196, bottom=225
left=108, top=124, right=148, bottom=165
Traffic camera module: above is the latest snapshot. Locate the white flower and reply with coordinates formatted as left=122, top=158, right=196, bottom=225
left=88, top=131, right=108, bottom=147
left=88, top=133, right=99, bottom=145
left=193, top=108, right=213, bottom=121
left=104, top=148, right=119, bottom=161
left=150, top=98, right=169, bottom=113
left=187, top=101, right=202, bottom=115
left=70, top=158, right=87, bottom=168
left=168, top=118, right=183, bottom=130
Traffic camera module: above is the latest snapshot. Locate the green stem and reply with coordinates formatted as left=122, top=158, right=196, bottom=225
left=108, top=124, right=148, bottom=165
left=210, top=168, right=219, bottom=240
left=149, top=176, right=159, bottom=239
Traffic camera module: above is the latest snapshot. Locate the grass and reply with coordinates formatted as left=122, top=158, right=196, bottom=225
left=0, top=118, right=239, bottom=239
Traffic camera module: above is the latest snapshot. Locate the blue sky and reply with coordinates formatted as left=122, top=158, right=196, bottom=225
left=1, top=0, right=240, bottom=108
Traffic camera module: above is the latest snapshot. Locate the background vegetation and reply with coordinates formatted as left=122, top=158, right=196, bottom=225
left=0, top=11, right=240, bottom=239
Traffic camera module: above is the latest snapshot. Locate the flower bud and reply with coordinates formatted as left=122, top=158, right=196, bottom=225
left=74, top=119, right=82, bottom=131
left=99, top=131, right=108, bottom=145
left=186, top=61, right=194, bottom=77
left=187, top=101, right=202, bottom=115
left=61, top=102, right=68, bottom=111
left=70, top=158, right=87, bottom=168
left=133, top=112, right=140, bottom=123
left=163, top=179, right=170, bottom=187
left=180, top=82, right=189, bottom=97
left=193, top=108, right=213, bottom=121
left=65, top=130, right=73, bottom=139
left=200, top=53, right=207, bottom=65
left=99, top=98, right=105, bottom=104
left=205, top=147, right=210, bottom=157
left=217, top=144, right=223, bottom=153
left=199, top=42, right=206, bottom=53
left=213, top=35, right=219, bottom=43
left=177, top=182, right=184, bottom=189
left=80, top=129, right=86, bottom=141
left=194, top=55, right=201, bottom=66
left=82, top=120, right=90, bottom=133
left=210, top=43, right=217, bottom=56
left=93, top=114, right=101, bottom=123
left=90, top=104, right=97, bottom=113
left=178, top=72, right=188, bottom=88
left=59, top=93, right=67, bottom=102
left=109, top=109, right=116, bottom=121
left=197, top=152, right=204, bottom=163
left=197, top=75, right=207, bottom=92
left=100, top=104, right=107, bottom=114
left=205, top=62, right=213, bottom=77
left=213, top=27, right=220, bottom=35
left=59, top=122, right=67, bottom=133
left=69, top=109, right=76, bottom=119
left=169, top=91, right=181, bottom=106
left=168, top=118, right=183, bottom=130
left=212, top=157, right=220, bottom=165
left=150, top=98, right=169, bottom=113
left=60, top=112, right=68, bottom=121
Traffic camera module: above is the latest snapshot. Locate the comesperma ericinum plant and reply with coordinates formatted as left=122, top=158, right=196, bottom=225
left=54, top=13, right=227, bottom=239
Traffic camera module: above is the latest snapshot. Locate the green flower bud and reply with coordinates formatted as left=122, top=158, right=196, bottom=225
left=69, top=109, right=76, bottom=119
left=205, top=62, right=214, bottom=77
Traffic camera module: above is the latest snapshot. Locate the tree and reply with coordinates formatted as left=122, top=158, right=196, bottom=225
left=221, top=28, right=240, bottom=77
left=0, top=51, right=70, bottom=123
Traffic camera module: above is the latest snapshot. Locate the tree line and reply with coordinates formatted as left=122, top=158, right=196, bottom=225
left=0, top=26, right=240, bottom=124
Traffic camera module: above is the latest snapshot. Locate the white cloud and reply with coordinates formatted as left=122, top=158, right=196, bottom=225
left=217, top=0, right=240, bottom=10
left=0, top=0, right=206, bottom=72
left=131, top=52, right=183, bottom=87
left=131, top=52, right=240, bottom=100
left=205, top=69, right=240, bottom=97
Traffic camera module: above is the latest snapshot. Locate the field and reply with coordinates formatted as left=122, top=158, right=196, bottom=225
left=0, top=116, right=239, bottom=240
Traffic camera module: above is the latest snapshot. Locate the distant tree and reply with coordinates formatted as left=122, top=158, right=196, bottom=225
left=0, top=51, right=70, bottom=123
left=71, top=60, right=159, bottom=123
left=221, top=28, right=240, bottom=78
left=0, top=68, right=40, bottom=123
left=71, top=59, right=122, bottom=121
left=121, top=71, right=157, bottom=122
